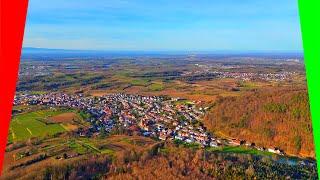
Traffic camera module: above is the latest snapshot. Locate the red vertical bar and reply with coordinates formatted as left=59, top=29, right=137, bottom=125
left=0, top=0, right=29, bottom=175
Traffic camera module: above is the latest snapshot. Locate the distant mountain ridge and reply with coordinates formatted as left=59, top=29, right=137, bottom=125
left=22, top=47, right=99, bottom=54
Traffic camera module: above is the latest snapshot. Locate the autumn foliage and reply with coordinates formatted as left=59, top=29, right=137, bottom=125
left=2, top=142, right=317, bottom=179
left=204, top=87, right=315, bottom=158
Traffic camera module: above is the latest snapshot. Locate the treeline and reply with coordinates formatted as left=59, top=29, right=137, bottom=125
left=132, top=71, right=183, bottom=78
left=182, top=73, right=218, bottom=82
left=204, top=87, right=315, bottom=157
left=17, top=74, right=104, bottom=91
left=107, top=143, right=317, bottom=179
left=2, top=142, right=317, bottom=179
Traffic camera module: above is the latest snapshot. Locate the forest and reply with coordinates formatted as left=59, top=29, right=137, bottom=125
left=204, top=87, right=314, bottom=158
left=2, top=142, right=317, bottom=179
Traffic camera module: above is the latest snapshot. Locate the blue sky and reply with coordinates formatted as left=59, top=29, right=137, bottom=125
left=23, top=0, right=302, bottom=51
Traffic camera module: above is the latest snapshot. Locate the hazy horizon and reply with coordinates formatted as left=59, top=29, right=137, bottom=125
left=23, top=0, right=302, bottom=51
left=22, top=47, right=303, bottom=54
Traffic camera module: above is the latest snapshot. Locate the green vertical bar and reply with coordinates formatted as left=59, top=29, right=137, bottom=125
left=298, top=0, right=320, bottom=177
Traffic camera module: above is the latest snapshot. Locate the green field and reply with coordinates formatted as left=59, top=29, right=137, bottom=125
left=173, top=99, right=194, bottom=106
left=206, top=146, right=273, bottom=156
left=148, top=82, right=165, bottom=91
left=8, top=109, right=70, bottom=143
left=130, top=78, right=150, bottom=86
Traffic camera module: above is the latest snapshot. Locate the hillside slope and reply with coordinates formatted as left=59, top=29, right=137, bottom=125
left=204, top=87, right=315, bottom=158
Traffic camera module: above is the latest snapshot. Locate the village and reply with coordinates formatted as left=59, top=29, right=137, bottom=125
left=184, top=64, right=297, bottom=82
left=13, top=93, right=285, bottom=156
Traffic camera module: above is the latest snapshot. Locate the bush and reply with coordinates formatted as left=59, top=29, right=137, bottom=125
left=263, top=103, right=287, bottom=113
left=294, top=135, right=302, bottom=151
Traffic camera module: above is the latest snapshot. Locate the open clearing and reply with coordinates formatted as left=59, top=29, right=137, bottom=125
left=78, top=135, right=157, bottom=155
left=3, top=135, right=158, bottom=175
left=49, top=112, right=79, bottom=123
left=9, top=109, right=70, bottom=143
left=207, top=146, right=273, bottom=156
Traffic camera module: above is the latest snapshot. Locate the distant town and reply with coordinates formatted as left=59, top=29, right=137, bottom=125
left=18, top=61, right=297, bottom=82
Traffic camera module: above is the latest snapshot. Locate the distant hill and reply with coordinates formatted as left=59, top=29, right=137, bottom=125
left=21, top=47, right=104, bottom=57
left=21, top=47, right=192, bottom=59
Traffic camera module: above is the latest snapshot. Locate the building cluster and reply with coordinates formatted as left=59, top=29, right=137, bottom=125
left=184, top=64, right=296, bottom=82
left=14, top=93, right=285, bottom=155
left=18, top=64, right=52, bottom=78
left=214, top=71, right=296, bottom=82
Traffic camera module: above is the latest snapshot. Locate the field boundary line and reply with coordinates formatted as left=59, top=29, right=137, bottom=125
left=26, top=128, right=33, bottom=136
